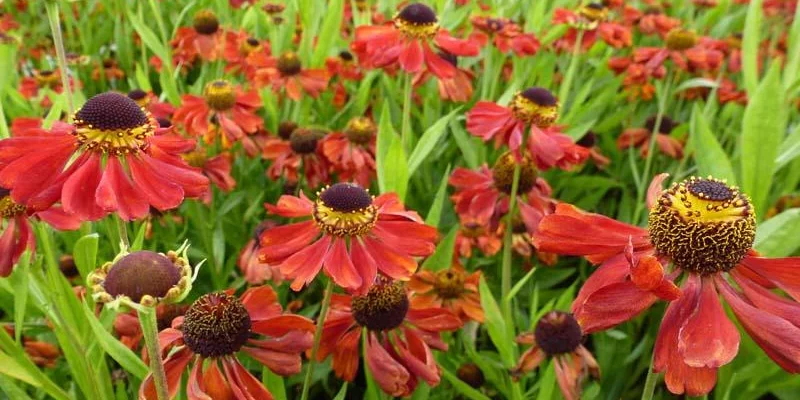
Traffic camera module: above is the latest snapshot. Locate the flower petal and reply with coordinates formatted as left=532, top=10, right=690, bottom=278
left=678, top=276, right=740, bottom=368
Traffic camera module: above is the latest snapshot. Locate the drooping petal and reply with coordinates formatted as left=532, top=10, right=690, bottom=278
left=362, top=236, right=417, bottom=281
left=398, top=39, right=424, bottom=73
left=221, top=357, right=275, bottom=400
left=240, top=285, right=282, bottom=322
left=62, top=153, right=106, bottom=221
left=322, top=238, right=362, bottom=291
left=678, top=276, right=740, bottom=368
left=574, top=279, right=658, bottom=333
left=366, top=332, right=411, bottom=397
left=350, top=239, right=379, bottom=295
left=740, top=255, right=800, bottom=301
left=96, top=156, right=150, bottom=221
left=139, top=348, right=194, bottom=400
left=277, top=236, right=331, bottom=291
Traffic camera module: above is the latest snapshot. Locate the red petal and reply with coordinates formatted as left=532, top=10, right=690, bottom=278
left=128, top=155, right=184, bottom=210
left=350, top=239, right=379, bottom=295
left=422, top=41, right=455, bottom=79
left=366, top=333, right=410, bottom=397
left=139, top=348, right=193, bottom=400
left=575, top=280, right=658, bottom=333
left=62, top=153, right=106, bottom=221
left=221, top=357, right=275, bottom=400
left=733, top=271, right=800, bottom=327
left=362, top=236, right=417, bottom=281
left=740, top=255, right=800, bottom=301
left=242, top=345, right=303, bottom=376
left=96, top=156, right=150, bottom=221
left=250, top=314, right=316, bottom=337
left=258, top=221, right=319, bottom=263
left=678, top=276, right=739, bottom=368
left=278, top=236, right=330, bottom=291
left=323, top=238, right=362, bottom=291
left=240, top=285, right=282, bottom=321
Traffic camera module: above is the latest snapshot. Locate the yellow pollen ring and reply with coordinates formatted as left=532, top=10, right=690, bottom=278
left=509, top=93, right=559, bottom=128
left=0, top=196, right=26, bottom=218
left=72, top=111, right=157, bottom=156
left=312, top=200, right=377, bottom=237
left=393, top=16, right=439, bottom=39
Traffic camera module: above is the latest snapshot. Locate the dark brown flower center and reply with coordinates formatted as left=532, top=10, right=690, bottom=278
left=319, top=183, right=373, bottom=212
left=289, top=128, right=323, bottom=154
left=644, top=115, right=677, bottom=135
left=75, top=92, right=149, bottom=131
left=278, top=121, right=298, bottom=140
left=182, top=293, right=252, bottom=358
left=339, top=50, right=354, bottom=62
left=203, top=80, right=237, bottom=111
left=576, top=132, right=597, bottom=148
left=277, top=52, right=302, bottom=76
left=510, top=87, right=559, bottom=128
left=103, top=251, right=181, bottom=303
left=433, top=269, right=465, bottom=299
left=457, top=363, right=485, bottom=388
left=352, top=278, right=409, bottom=331
left=534, top=311, right=582, bottom=355
left=127, top=89, right=147, bottom=101
left=193, top=10, right=220, bottom=35
left=492, top=151, right=538, bottom=195
left=648, top=177, right=756, bottom=274
left=344, top=117, right=376, bottom=145
left=394, top=3, right=439, bottom=39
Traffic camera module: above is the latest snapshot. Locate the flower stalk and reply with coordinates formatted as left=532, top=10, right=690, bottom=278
left=45, top=0, right=74, bottom=116
left=299, top=278, right=335, bottom=400
left=501, top=162, right=522, bottom=322
left=139, top=307, right=169, bottom=400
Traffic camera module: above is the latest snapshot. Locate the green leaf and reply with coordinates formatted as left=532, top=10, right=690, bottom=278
left=742, top=0, right=763, bottom=93
left=81, top=305, right=149, bottom=380
left=421, top=226, right=458, bottom=272
left=311, top=0, right=344, bottom=67
left=478, top=275, right=515, bottom=366
left=407, top=108, right=460, bottom=176
left=784, top=4, right=800, bottom=90
left=333, top=382, right=348, bottom=400
left=775, top=124, right=800, bottom=170
left=535, top=361, right=557, bottom=400
left=263, top=368, right=287, bottom=400
left=131, top=222, right=147, bottom=251
left=376, top=104, right=394, bottom=194
left=126, top=10, right=168, bottom=62
left=691, top=105, right=736, bottom=183
left=754, top=209, right=800, bottom=257
left=73, top=233, right=99, bottom=280
left=451, top=124, right=481, bottom=169
left=10, top=253, right=29, bottom=345
left=424, top=165, right=451, bottom=227
left=0, top=375, right=34, bottom=400
left=382, top=135, right=409, bottom=199
left=675, top=77, right=719, bottom=92
left=0, top=329, right=70, bottom=400
left=0, top=352, right=37, bottom=387
left=740, top=62, right=787, bottom=218
left=134, top=64, right=152, bottom=92
left=441, top=367, right=492, bottom=400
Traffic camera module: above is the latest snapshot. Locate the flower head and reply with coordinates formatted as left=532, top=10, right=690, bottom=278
left=88, top=247, right=194, bottom=309
left=0, top=92, right=209, bottom=222
left=513, top=311, right=599, bottom=400
left=409, top=265, right=484, bottom=322
left=263, top=126, right=330, bottom=188
left=139, top=286, right=314, bottom=399
left=321, top=117, right=377, bottom=187
left=171, top=10, right=224, bottom=63
left=259, top=182, right=437, bottom=293
left=534, top=175, right=800, bottom=395
left=257, top=51, right=330, bottom=101
left=318, top=277, right=462, bottom=396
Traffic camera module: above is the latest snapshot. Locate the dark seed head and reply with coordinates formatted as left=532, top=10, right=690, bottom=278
left=396, top=3, right=437, bottom=25
left=433, top=269, right=465, bottom=299
left=203, top=80, right=237, bottom=112
left=687, top=179, right=733, bottom=201
left=289, top=128, right=323, bottom=154
left=344, top=116, right=376, bottom=145
left=246, top=37, right=260, bottom=46
left=193, top=10, right=220, bottom=35
left=127, top=89, right=147, bottom=101
left=492, top=152, right=538, bottom=195
left=457, top=363, right=485, bottom=388
left=59, top=255, right=79, bottom=279
left=521, top=87, right=557, bottom=106
left=74, top=92, right=149, bottom=131
left=103, top=251, right=180, bottom=303
left=156, top=117, right=172, bottom=128
left=319, top=183, right=372, bottom=212
left=182, top=293, right=252, bottom=358
left=644, top=115, right=678, bottom=135
left=576, top=132, right=597, bottom=147
left=352, top=277, right=409, bottom=331
left=278, top=121, right=298, bottom=140
left=438, top=51, right=458, bottom=67
left=534, top=311, right=582, bottom=355
left=339, top=50, right=354, bottom=62
left=277, top=52, right=302, bottom=76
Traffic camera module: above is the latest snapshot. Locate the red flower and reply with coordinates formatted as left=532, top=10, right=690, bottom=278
left=534, top=175, right=800, bottom=395
left=259, top=182, right=438, bottom=293
left=140, top=286, right=314, bottom=399
left=352, top=3, right=479, bottom=79
left=552, top=6, right=631, bottom=51
left=617, top=115, right=684, bottom=159
left=622, top=6, right=680, bottom=38
left=256, top=51, right=330, bottom=101
left=412, top=51, right=475, bottom=102
left=173, top=80, right=263, bottom=147
left=127, top=89, right=176, bottom=121
left=263, top=127, right=330, bottom=188
left=575, top=132, right=611, bottom=169
left=0, top=93, right=208, bottom=222
left=317, top=277, right=462, bottom=396
left=19, top=69, right=80, bottom=107
left=114, top=304, right=188, bottom=351
left=513, top=311, right=599, bottom=400
left=171, top=10, right=224, bottom=64
left=409, top=264, right=484, bottom=323
left=634, top=28, right=724, bottom=74
left=454, top=216, right=502, bottom=259
left=182, top=151, right=237, bottom=204
left=320, top=117, right=377, bottom=188
left=469, top=16, right=540, bottom=56
left=237, top=221, right=283, bottom=285
left=326, top=51, right=364, bottom=82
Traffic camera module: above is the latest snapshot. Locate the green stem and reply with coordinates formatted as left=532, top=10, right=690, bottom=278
left=300, top=278, right=335, bottom=400
left=45, top=1, right=74, bottom=116
left=641, top=354, right=660, bottom=400
left=139, top=307, right=169, bottom=400
left=557, top=29, right=584, bottom=107
left=501, top=163, right=522, bottom=321
left=401, top=74, right=413, bottom=152
left=115, top=215, right=130, bottom=251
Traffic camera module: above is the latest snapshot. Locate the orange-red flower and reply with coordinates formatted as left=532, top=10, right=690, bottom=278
left=622, top=6, right=680, bottom=38
left=412, top=51, right=474, bottom=102
left=449, top=152, right=557, bottom=233
left=171, top=10, right=224, bottom=64
left=237, top=221, right=283, bottom=285
left=409, top=265, right=484, bottom=323
left=576, top=132, right=611, bottom=169
left=182, top=151, right=236, bottom=204
left=317, top=277, right=462, bottom=396
left=534, top=175, right=800, bottom=395
left=552, top=5, right=631, bottom=51
left=0, top=93, right=208, bottom=222
left=114, top=304, right=188, bottom=351
left=634, top=28, right=724, bottom=74
left=223, top=31, right=272, bottom=81
left=256, top=51, right=329, bottom=101
left=513, top=311, right=599, bottom=400
left=19, top=69, right=80, bottom=107
left=140, top=286, right=314, bottom=399
left=321, top=117, right=377, bottom=188
left=127, top=89, right=176, bottom=121
left=617, top=115, right=684, bottom=159
left=466, top=87, right=587, bottom=169
left=258, top=182, right=438, bottom=293
left=263, top=126, right=330, bottom=188
left=454, top=216, right=502, bottom=259
left=173, top=80, right=263, bottom=147
left=469, top=16, right=540, bottom=56
left=352, top=3, right=480, bottom=79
